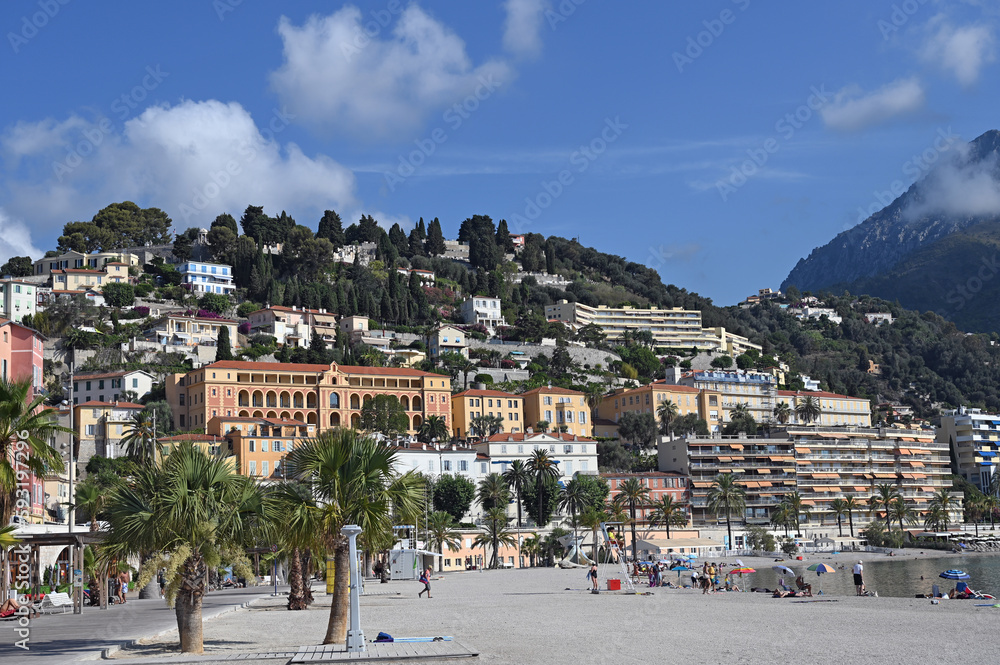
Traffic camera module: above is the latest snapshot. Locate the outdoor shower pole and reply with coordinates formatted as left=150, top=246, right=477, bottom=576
left=342, top=524, right=365, bottom=652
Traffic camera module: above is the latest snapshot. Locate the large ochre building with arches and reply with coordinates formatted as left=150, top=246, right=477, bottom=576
left=166, top=360, right=451, bottom=435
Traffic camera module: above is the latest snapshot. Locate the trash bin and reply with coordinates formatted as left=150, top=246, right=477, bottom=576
left=796, top=556, right=803, bottom=560
left=607, top=579, right=621, bottom=591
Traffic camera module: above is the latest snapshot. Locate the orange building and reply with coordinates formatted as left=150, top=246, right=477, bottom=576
left=597, top=381, right=721, bottom=430
left=521, top=386, right=592, bottom=437
left=166, top=360, right=451, bottom=435
left=207, top=414, right=317, bottom=479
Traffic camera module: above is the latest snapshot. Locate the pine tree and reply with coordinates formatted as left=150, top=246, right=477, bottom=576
left=496, top=219, right=515, bottom=253
left=388, top=223, right=409, bottom=256
left=215, top=326, right=234, bottom=361
left=408, top=228, right=426, bottom=257
left=317, top=210, right=345, bottom=248
left=416, top=217, right=427, bottom=240
left=545, top=241, right=556, bottom=274
left=425, top=217, right=446, bottom=256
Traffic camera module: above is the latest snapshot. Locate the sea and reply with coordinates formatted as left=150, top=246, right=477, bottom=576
left=746, top=553, right=1000, bottom=598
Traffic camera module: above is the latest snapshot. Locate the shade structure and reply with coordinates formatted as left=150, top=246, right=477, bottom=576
left=772, top=565, right=795, bottom=576
left=807, top=563, right=836, bottom=594
left=730, top=567, right=756, bottom=575
left=940, top=569, right=971, bottom=580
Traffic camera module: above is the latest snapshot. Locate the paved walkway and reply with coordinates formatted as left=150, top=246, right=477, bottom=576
left=4, top=586, right=276, bottom=664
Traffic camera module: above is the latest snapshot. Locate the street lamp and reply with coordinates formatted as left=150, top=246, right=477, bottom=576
left=341, top=524, right=365, bottom=653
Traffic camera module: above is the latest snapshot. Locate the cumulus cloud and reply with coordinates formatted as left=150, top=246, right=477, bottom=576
left=502, top=0, right=549, bottom=58
left=0, top=100, right=356, bottom=257
left=920, top=16, right=995, bottom=86
left=820, top=77, right=925, bottom=132
left=0, top=209, right=42, bottom=262
left=904, top=145, right=1000, bottom=220
left=269, top=5, right=512, bottom=138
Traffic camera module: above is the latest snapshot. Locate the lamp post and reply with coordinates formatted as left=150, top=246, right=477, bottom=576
left=341, top=524, right=365, bottom=652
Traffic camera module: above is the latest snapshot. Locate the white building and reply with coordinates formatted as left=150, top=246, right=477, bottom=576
left=796, top=307, right=842, bottom=324
left=391, top=442, right=490, bottom=521
left=937, top=407, right=1000, bottom=491
left=460, top=296, right=506, bottom=331
left=427, top=325, right=468, bottom=360
left=864, top=312, right=894, bottom=326
left=0, top=279, right=37, bottom=323
left=178, top=261, right=235, bottom=295
left=474, top=432, right=599, bottom=483
left=247, top=306, right=337, bottom=348
left=73, top=369, right=155, bottom=405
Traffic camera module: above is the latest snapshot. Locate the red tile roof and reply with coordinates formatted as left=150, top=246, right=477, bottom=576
left=453, top=389, right=520, bottom=399
left=600, top=471, right=688, bottom=478
left=76, top=400, right=145, bottom=409
left=198, top=360, right=445, bottom=379
left=159, top=433, right=220, bottom=442
left=777, top=390, right=867, bottom=400
left=521, top=386, right=584, bottom=396
left=484, top=432, right=595, bottom=443
left=75, top=369, right=152, bottom=380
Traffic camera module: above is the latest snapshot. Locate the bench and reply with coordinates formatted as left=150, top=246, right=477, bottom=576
left=35, top=592, right=73, bottom=614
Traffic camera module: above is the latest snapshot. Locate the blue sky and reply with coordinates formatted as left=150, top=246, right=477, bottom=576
left=2, top=0, right=998, bottom=305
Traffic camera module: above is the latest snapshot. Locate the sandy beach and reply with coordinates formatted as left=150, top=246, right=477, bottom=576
left=115, top=555, right=1000, bottom=665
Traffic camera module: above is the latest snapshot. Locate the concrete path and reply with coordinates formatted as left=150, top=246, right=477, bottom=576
left=4, top=586, right=277, bottom=664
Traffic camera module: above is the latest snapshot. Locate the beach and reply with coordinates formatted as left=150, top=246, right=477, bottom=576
left=114, top=556, right=1000, bottom=665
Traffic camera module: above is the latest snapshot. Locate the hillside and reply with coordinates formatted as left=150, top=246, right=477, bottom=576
left=781, top=129, right=1000, bottom=330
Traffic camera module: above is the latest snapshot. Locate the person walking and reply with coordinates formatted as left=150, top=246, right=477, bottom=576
left=418, top=567, right=432, bottom=598
left=853, top=560, right=864, bottom=596
left=588, top=563, right=599, bottom=593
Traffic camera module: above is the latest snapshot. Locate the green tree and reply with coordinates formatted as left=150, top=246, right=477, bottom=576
left=830, top=498, right=848, bottom=538
left=888, top=497, right=917, bottom=545
left=871, top=484, right=902, bottom=528
left=59, top=201, right=172, bottom=251
left=711, top=355, right=734, bottom=369
left=122, top=411, right=157, bottom=465
left=102, top=282, right=135, bottom=309
left=559, top=478, right=591, bottom=563
left=359, top=395, right=409, bottom=436
left=432, top=474, right=476, bottom=522
left=579, top=505, right=607, bottom=563
left=526, top=449, right=560, bottom=528
left=706, top=473, right=746, bottom=550
left=617, top=411, right=657, bottom=450
left=794, top=395, right=822, bottom=424
left=425, top=511, right=461, bottom=572
left=206, top=225, right=238, bottom=265
left=0, top=256, right=32, bottom=277
left=285, top=429, right=424, bottom=644
left=474, top=507, right=516, bottom=569
left=215, top=326, right=234, bottom=362
left=272, top=482, right=322, bottom=610
left=211, top=213, right=238, bottom=234
left=101, top=443, right=274, bottom=653
left=929, top=488, right=960, bottom=532
left=615, top=478, right=650, bottom=562
left=773, top=401, right=791, bottom=424
left=656, top=400, right=679, bottom=435
left=198, top=293, right=230, bottom=316
left=521, top=475, right=560, bottom=528
left=477, top=473, right=510, bottom=512
left=780, top=491, right=809, bottom=536
left=503, top=459, right=531, bottom=564
left=316, top=210, right=346, bottom=248
left=425, top=217, right=446, bottom=256
left=843, top=494, right=861, bottom=538
left=649, top=494, right=686, bottom=539
left=172, top=230, right=194, bottom=262
left=418, top=415, right=449, bottom=443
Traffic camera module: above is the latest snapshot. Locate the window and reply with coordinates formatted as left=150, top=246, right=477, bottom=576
left=501, top=444, right=507, bottom=454
left=443, top=460, right=452, bottom=471
left=545, top=410, right=552, bottom=422
left=517, top=444, right=523, bottom=453
left=249, top=440, right=256, bottom=452
left=480, top=462, right=487, bottom=473
left=330, top=393, right=340, bottom=408
left=488, top=399, right=493, bottom=407
left=544, top=396, right=552, bottom=405
left=459, top=460, right=468, bottom=472
left=549, top=445, right=555, bottom=453
left=579, top=412, right=587, bottom=424
left=262, top=440, right=269, bottom=452
left=179, top=394, right=185, bottom=406
left=564, top=445, right=573, bottom=454
left=566, top=412, right=573, bottom=423
left=86, top=424, right=95, bottom=436
left=428, top=460, right=435, bottom=473
left=86, top=381, right=92, bottom=390
left=262, top=461, right=268, bottom=476
left=249, top=461, right=257, bottom=476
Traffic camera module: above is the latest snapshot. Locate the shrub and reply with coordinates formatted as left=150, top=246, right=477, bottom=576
left=474, top=373, right=494, bottom=385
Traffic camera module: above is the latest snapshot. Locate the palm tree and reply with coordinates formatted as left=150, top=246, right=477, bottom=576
left=272, top=482, right=322, bottom=610
left=101, top=442, right=276, bottom=653
left=425, top=511, right=461, bottom=572
left=830, top=498, right=848, bottom=538
left=502, top=459, right=531, bottom=567
left=559, top=478, right=590, bottom=563
left=772, top=401, right=791, bottom=424
left=0, top=376, right=69, bottom=526
left=470, top=414, right=504, bottom=438
left=474, top=507, right=516, bottom=568
left=526, top=449, right=559, bottom=528
left=648, top=495, right=686, bottom=539
left=616, top=478, right=650, bottom=562
left=285, top=429, right=424, bottom=645
left=122, top=410, right=157, bottom=464
left=782, top=491, right=809, bottom=536
left=578, top=505, right=606, bottom=563
left=521, top=533, right=542, bottom=567
left=75, top=480, right=107, bottom=532
left=706, top=473, right=746, bottom=550
left=888, top=497, right=917, bottom=546
left=0, top=524, right=20, bottom=550
left=477, top=473, right=509, bottom=512
left=843, top=494, right=861, bottom=538
left=924, top=505, right=946, bottom=532
left=418, top=415, right=449, bottom=443
left=770, top=503, right=793, bottom=538
left=981, top=492, right=999, bottom=531
left=730, top=402, right=751, bottom=421
left=656, top=400, right=679, bottom=436
left=794, top=395, right=821, bottom=424
left=585, top=384, right=605, bottom=426
left=871, top=484, right=902, bottom=528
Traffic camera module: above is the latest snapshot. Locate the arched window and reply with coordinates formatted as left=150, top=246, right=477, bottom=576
left=330, top=413, right=341, bottom=427
left=350, top=394, right=360, bottom=410
left=266, top=391, right=277, bottom=407
left=252, top=391, right=263, bottom=407
left=280, top=391, right=290, bottom=408
left=400, top=395, right=410, bottom=411
left=238, top=390, right=249, bottom=407
left=293, top=393, right=303, bottom=408
left=412, top=396, right=423, bottom=411
left=330, top=393, right=340, bottom=408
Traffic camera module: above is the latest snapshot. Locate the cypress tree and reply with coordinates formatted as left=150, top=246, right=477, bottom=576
left=425, top=217, right=446, bottom=256
left=496, top=219, right=515, bottom=253
left=317, top=210, right=345, bottom=248
left=215, top=325, right=234, bottom=361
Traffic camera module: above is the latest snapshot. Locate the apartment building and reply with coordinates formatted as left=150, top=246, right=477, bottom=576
left=451, top=389, right=525, bottom=439
left=51, top=262, right=129, bottom=292
left=938, top=407, right=999, bottom=491
left=475, top=432, right=599, bottom=484
left=660, top=425, right=956, bottom=530
left=166, top=360, right=451, bottom=435
left=73, top=369, right=155, bottom=404
left=177, top=261, right=235, bottom=295
left=0, top=279, right=36, bottom=323
left=427, top=325, right=468, bottom=360
left=544, top=300, right=761, bottom=355
left=603, top=471, right=690, bottom=527
left=145, top=313, right=240, bottom=348
left=33, top=250, right=138, bottom=277
left=207, top=415, right=317, bottom=480
left=391, top=442, right=491, bottom=522
left=247, top=305, right=338, bottom=348
left=521, top=386, right=592, bottom=437
left=460, top=296, right=506, bottom=331
left=775, top=390, right=872, bottom=427
left=74, top=401, right=145, bottom=459
left=674, top=370, right=777, bottom=429
left=0, top=319, right=44, bottom=389
left=157, top=432, right=229, bottom=459
left=598, top=381, right=722, bottom=430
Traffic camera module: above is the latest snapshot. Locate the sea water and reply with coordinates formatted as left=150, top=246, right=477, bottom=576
left=750, top=553, right=1000, bottom=598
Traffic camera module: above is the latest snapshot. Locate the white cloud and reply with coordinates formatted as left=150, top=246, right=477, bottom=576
left=269, top=5, right=512, bottom=138
left=920, top=16, right=995, bottom=86
left=904, top=145, right=1000, bottom=219
left=502, top=0, right=549, bottom=58
left=0, top=100, right=356, bottom=256
left=820, top=77, right=925, bottom=132
left=0, top=209, right=41, bottom=263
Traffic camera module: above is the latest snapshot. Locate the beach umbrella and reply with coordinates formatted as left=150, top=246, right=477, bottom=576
left=670, top=564, right=691, bottom=582
left=807, top=563, right=836, bottom=594
left=730, top=567, right=756, bottom=574
left=772, top=565, right=795, bottom=576
left=940, top=570, right=971, bottom=580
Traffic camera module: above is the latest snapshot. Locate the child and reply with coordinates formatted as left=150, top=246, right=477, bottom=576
left=418, top=567, right=432, bottom=598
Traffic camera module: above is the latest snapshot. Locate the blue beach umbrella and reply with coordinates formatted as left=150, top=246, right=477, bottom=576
left=940, top=569, right=971, bottom=580
left=670, top=564, right=692, bottom=582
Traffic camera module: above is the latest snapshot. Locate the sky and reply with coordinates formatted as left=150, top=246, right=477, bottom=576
left=2, top=0, right=999, bottom=305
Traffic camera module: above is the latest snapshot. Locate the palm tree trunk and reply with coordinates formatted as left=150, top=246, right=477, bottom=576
left=176, top=554, right=207, bottom=654
left=591, top=526, right=598, bottom=563
left=288, top=547, right=307, bottom=610
left=837, top=516, right=843, bottom=538
left=492, top=534, right=498, bottom=569
left=848, top=510, right=854, bottom=538
left=571, top=508, right=578, bottom=564
left=323, top=540, right=350, bottom=645
left=630, top=507, right=638, bottom=562
left=303, top=550, right=314, bottom=605
left=725, top=511, right=733, bottom=551
left=138, top=553, right=158, bottom=599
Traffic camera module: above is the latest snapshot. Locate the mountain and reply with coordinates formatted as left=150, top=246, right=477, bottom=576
left=782, top=130, right=1000, bottom=330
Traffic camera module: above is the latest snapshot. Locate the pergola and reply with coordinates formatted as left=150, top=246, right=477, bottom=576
left=4, top=529, right=104, bottom=614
